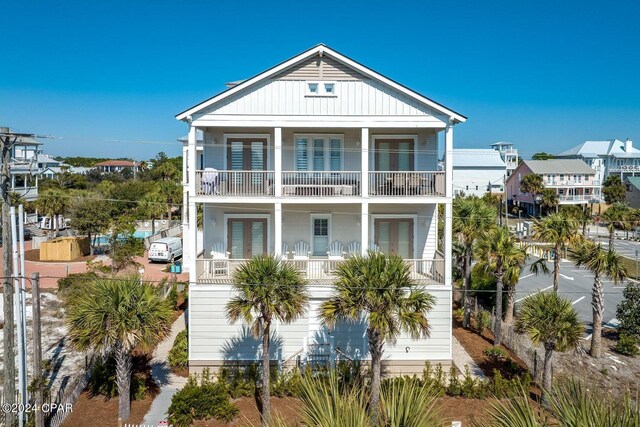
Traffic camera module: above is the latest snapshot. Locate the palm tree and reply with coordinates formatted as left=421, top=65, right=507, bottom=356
left=531, top=213, right=580, bottom=292
left=515, top=292, right=582, bottom=403
left=319, top=251, right=435, bottom=425
left=569, top=241, right=627, bottom=357
left=453, top=196, right=497, bottom=328
left=519, top=174, right=544, bottom=217
left=158, top=181, right=181, bottom=222
left=601, top=203, right=633, bottom=251
left=138, top=191, right=165, bottom=235
left=475, top=227, right=527, bottom=345
left=35, top=189, right=68, bottom=236
left=540, top=188, right=558, bottom=215
left=65, top=276, right=172, bottom=422
left=226, top=255, right=309, bottom=427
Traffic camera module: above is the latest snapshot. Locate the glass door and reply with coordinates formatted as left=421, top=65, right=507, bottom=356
left=228, top=218, right=267, bottom=259
left=227, top=138, right=267, bottom=193
left=374, top=218, right=413, bottom=259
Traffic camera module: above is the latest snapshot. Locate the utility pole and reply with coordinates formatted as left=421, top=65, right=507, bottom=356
left=1, top=127, right=34, bottom=427
left=31, top=273, right=44, bottom=427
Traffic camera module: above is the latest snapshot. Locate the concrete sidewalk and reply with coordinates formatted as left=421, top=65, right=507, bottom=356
left=142, top=312, right=188, bottom=426
left=452, top=336, right=486, bottom=379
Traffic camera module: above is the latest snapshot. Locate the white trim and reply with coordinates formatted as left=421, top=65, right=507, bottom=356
left=370, top=134, right=419, bottom=170
left=370, top=214, right=418, bottom=258
left=309, top=213, right=332, bottom=256
left=193, top=115, right=447, bottom=129
left=294, top=134, right=344, bottom=171
left=223, top=213, right=272, bottom=256
left=176, top=45, right=466, bottom=122
left=222, top=133, right=272, bottom=170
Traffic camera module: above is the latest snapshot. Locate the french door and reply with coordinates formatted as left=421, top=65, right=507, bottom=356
left=374, top=218, right=414, bottom=259
left=374, top=139, right=414, bottom=171
left=227, top=138, right=267, bottom=191
left=227, top=218, right=267, bottom=259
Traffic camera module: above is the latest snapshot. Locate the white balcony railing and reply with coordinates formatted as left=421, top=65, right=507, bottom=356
left=196, top=170, right=275, bottom=197
left=281, top=171, right=361, bottom=196
left=369, top=171, right=445, bottom=196
left=196, top=258, right=445, bottom=284
left=557, top=194, right=600, bottom=202
left=545, top=180, right=600, bottom=186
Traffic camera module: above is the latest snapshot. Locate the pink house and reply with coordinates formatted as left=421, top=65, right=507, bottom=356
left=507, top=159, right=601, bottom=215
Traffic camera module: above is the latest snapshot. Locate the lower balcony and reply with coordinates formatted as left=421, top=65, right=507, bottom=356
left=195, top=255, right=444, bottom=286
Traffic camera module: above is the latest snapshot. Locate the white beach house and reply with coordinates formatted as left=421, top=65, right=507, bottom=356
left=176, top=44, right=465, bottom=375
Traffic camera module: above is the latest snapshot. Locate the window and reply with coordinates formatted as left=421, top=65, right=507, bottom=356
left=311, top=215, right=331, bottom=256
left=475, top=185, right=479, bottom=190
left=306, top=81, right=336, bottom=96
left=295, top=135, right=343, bottom=171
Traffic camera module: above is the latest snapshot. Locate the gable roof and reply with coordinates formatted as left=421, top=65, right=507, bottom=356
left=626, top=177, right=640, bottom=191
left=557, top=139, right=640, bottom=157
left=452, top=149, right=506, bottom=168
left=175, top=44, right=466, bottom=123
left=523, top=159, right=595, bottom=175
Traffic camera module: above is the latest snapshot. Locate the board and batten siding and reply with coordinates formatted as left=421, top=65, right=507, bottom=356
left=199, top=79, right=447, bottom=119
left=189, top=284, right=451, bottom=365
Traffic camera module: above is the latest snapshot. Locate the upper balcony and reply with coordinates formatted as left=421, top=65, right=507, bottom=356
left=195, top=170, right=445, bottom=198
left=545, top=178, right=600, bottom=187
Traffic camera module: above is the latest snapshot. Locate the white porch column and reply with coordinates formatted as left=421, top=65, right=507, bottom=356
left=444, top=121, right=454, bottom=286
left=361, top=128, right=369, bottom=197
left=187, top=126, right=198, bottom=276
left=274, top=202, right=282, bottom=256
left=274, top=127, right=282, bottom=197
left=361, top=202, right=369, bottom=254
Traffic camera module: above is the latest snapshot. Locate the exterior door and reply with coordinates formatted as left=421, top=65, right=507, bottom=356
left=375, top=140, right=414, bottom=171
left=227, top=218, right=267, bottom=259
left=227, top=138, right=267, bottom=191
left=374, top=218, right=414, bottom=259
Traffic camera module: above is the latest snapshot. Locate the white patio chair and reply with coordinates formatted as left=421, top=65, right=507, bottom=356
left=201, top=167, right=220, bottom=195
left=327, top=241, right=345, bottom=259
left=292, top=241, right=311, bottom=259
left=369, top=243, right=381, bottom=253
left=209, top=242, right=229, bottom=277
left=346, top=241, right=361, bottom=257
left=281, top=242, right=289, bottom=259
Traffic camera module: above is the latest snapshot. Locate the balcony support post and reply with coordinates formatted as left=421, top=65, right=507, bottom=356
left=187, top=125, right=198, bottom=275
left=444, top=120, right=454, bottom=287
left=361, top=128, right=369, bottom=197
left=274, top=127, right=282, bottom=197
left=361, top=202, right=369, bottom=254
left=275, top=202, right=282, bottom=256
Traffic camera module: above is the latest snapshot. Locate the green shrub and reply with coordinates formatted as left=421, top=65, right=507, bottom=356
left=168, top=330, right=188, bottom=370
left=422, top=362, right=446, bottom=397
left=614, top=333, right=639, bottom=357
left=168, top=370, right=239, bottom=427
left=474, top=309, right=491, bottom=334
left=617, top=283, right=640, bottom=339
left=217, top=365, right=257, bottom=398
left=167, top=283, right=179, bottom=310
left=57, top=272, right=98, bottom=294
left=446, top=366, right=461, bottom=396
left=87, top=355, right=148, bottom=400
left=483, top=346, right=507, bottom=362
left=271, top=367, right=304, bottom=398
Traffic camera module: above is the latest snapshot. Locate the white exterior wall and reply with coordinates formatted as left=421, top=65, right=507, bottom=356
left=453, top=166, right=505, bottom=197
left=190, top=284, right=451, bottom=364
left=200, top=79, right=448, bottom=120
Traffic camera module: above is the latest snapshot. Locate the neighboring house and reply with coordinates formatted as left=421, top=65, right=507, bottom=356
left=507, top=159, right=600, bottom=215
left=450, top=149, right=506, bottom=197
left=7, top=134, right=43, bottom=201
left=40, top=165, right=91, bottom=179
left=556, top=139, right=638, bottom=184
left=94, top=159, right=140, bottom=173
left=177, top=44, right=464, bottom=375
left=491, top=142, right=519, bottom=176
left=625, top=177, right=640, bottom=208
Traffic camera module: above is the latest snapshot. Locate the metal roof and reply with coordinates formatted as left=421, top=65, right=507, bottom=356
left=524, top=159, right=595, bottom=175
left=452, top=149, right=506, bottom=168
left=626, top=177, right=640, bottom=191
left=557, top=139, right=640, bottom=157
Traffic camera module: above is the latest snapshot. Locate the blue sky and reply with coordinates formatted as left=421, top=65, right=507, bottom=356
left=1, top=0, right=639, bottom=159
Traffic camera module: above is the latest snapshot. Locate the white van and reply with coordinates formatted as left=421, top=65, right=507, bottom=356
left=148, top=237, right=183, bottom=263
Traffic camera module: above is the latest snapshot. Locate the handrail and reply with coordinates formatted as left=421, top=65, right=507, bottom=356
left=283, top=348, right=304, bottom=364
left=334, top=347, right=354, bottom=362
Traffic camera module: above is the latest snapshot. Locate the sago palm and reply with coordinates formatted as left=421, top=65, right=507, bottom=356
left=569, top=240, right=627, bottom=357
left=515, top=292, right=582, bottom=403
left=453, top=196, right=497, bottom=327
left=475, top=226, right=527, bottom=345
left=319, top=250, right=435, bottom=426
left=226, top=255, right=309, bottom=427
left=65, top=276, right=172, bottom=422
left=531, top=212, right=580, bottom=292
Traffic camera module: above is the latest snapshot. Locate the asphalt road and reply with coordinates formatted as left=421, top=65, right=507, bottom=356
left=514, top=257, right=627, bottom=336
left=588, top=224, right=640, bottom=259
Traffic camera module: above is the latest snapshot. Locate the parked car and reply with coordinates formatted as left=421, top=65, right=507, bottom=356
left=148, top=237, right=183, bottom=263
